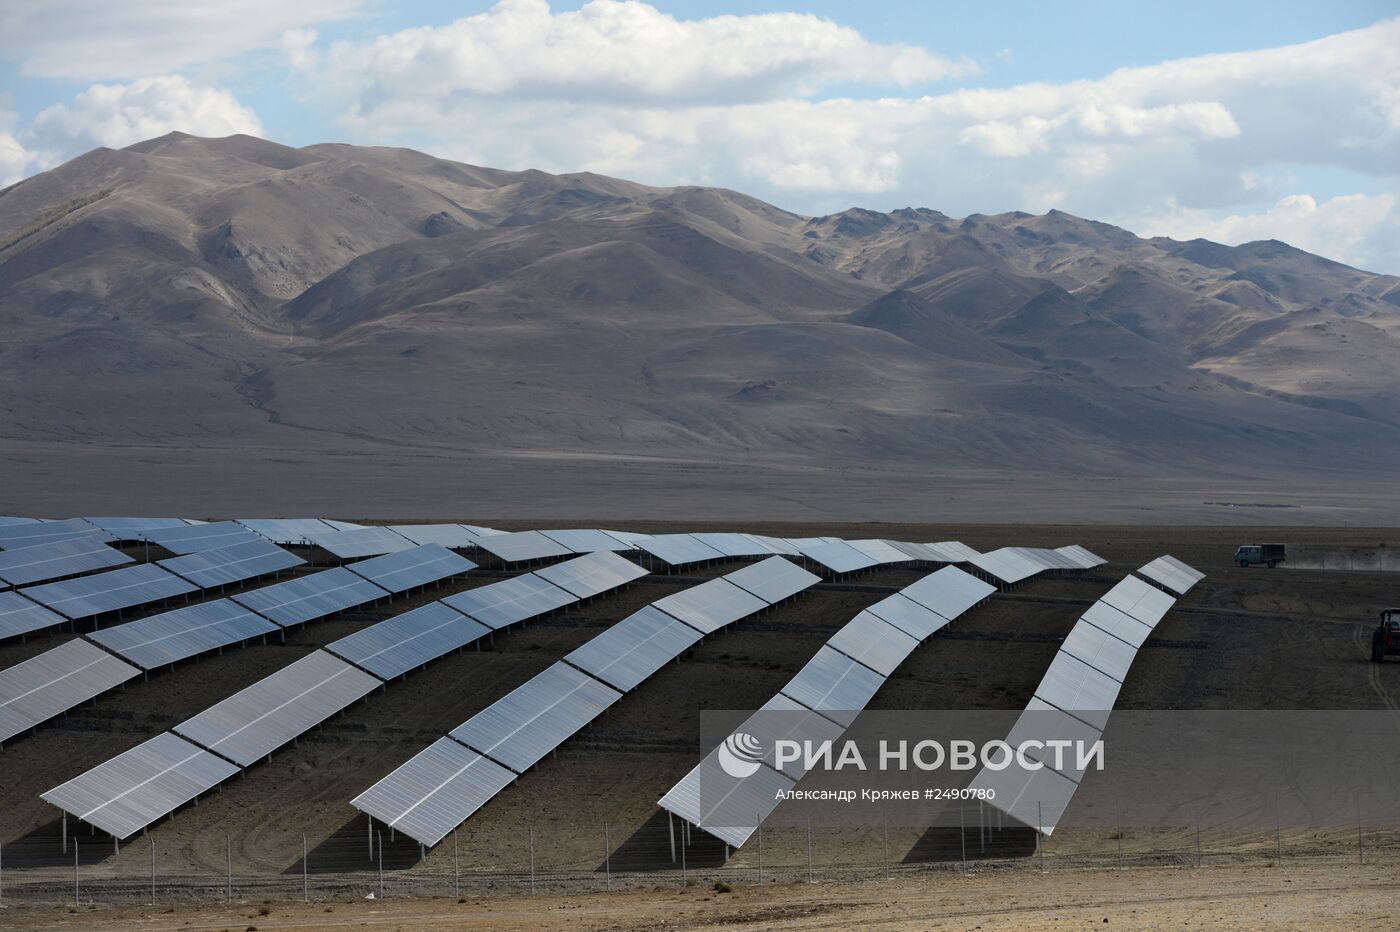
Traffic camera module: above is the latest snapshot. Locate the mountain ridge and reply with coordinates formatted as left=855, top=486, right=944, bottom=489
left=2, top=130, right=1399, bottom=493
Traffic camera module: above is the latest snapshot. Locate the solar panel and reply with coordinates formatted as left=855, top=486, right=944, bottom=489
left=900, top=566, right=996, bottom=621
left=0, top=590, right=67, bottom=639
left=83, top=518, right=198, bottom=540
left=234, top=518, right=338, bottom=546
left=440, top=574, right=576, bottom=629
left=863, top=592, right=950, bottom=641
left=472, top=530, right=573, bottom=564
left=158, top=538, right=305, bottom=589
left=656, top=755, right=794, bottom=849
left=0, top=535, right=133, bottom=587
left=926, top=541, right=981, bottom=562
left=633, top=534, right=726, bottom=567
left=968, top=548, right=1045, bottom=584
left=327, top=602, right=489, bottom=681
left=1003, top=707, right=1105, bottom=783
left=345, top=545, right=476, bottom=594
left=1033, top=652, right=1124, bottom=718
left=689, top=533, right=772, bottom=558
left=20, top=564, right=197, bottom=620
left=537, top=529, right=635, bottom=553
left=0, top=516, right=40, bottom=527
left=351, top=737, right=516, bottom=847
left=305, top=526, right=416, bottom=560
left=173, top=651, right=380, bottom=766
left=1138, top=555, right=1204, bottom=595
left=230, top=567, right=388, bottom=628
left=1101, top=576, right=1176, bottom=628
left=723, top=557, right=821, bottom=605
left=780, top=646, right=886, bottom=725
left=652, top=578, right=768, bottom=635
left=386, top=524, right=481, bottom=549
left=745, top=534, right=801, bottom=556
left=1078, top=601, right=1153, bottom=649
left=449, top=662, right=621, bottom=773
left=143, top=521, right=265, bottom=554
left=885, top=540, right=946, bottom=562
left=532, top=550, right=647, bottom=599
left=41, top=732, right=239, bottom=839
left=1057, top=544, right=1108, bottom=569
left=799, top=540, right=879, bottom=574
left=1059, top=619, right=1138, bottom=682
left=735, top=693, right=848, bottom=780
left=0, top=523, right=105, bottom=550
left=827, top=611, right=921, bottom=677
left=846, top=539, right=915, bottom=565
left=88, top=599, right=279, bottom=670
left=966, top=753, right=1078, bottom=835
left=564, top=606, right=702, bottom=692
left=320, top=520, right=365, bottom=532
left=0, top=640, right=140, bottom=743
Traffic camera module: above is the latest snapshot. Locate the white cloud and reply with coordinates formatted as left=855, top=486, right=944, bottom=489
left=1142, top=192, right=1400, bottom=273
left=0, top=0, right=365, bottom=79
left=0, top=111, right=36, bottom=188
left=297, top=0, right=975, bottom=112
left=20, top=77, right=262, bottom=172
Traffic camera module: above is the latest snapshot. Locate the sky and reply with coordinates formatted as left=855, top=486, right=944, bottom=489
left=2, top=0, right=1399, bottom=272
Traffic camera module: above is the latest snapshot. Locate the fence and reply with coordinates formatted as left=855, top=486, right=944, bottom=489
left=2, top=803, right=1395, bottom=907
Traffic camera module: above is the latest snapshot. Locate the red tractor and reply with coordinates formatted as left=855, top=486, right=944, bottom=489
left=1371, top=609, right=1400, bottom=663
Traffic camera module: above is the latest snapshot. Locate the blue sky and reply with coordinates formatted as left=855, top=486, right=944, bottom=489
left=3, top=1, right=1399, bottom=271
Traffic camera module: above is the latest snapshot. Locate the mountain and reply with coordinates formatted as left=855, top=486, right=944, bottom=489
left=2, top=132, right=1399, bottom=517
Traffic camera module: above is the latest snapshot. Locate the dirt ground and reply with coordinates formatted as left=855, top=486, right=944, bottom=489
left=3, top=521, right=1400, bottom=926
left=2, top=856, right=1398, bottom=930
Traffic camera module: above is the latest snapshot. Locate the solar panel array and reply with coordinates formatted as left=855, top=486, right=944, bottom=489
left=1137, top=554, right=1206, bottom=595
left=173, top=651, right=381, bottom=766
left=230, top=567, right=388, bottom=628
left=305, top=526, right=417, bottom=560
left=344, top=544, right=476, bottom=594
left=88, top=600, right=278, bottom=671
left=387, top=524, right=483, bottom=549
left=968, top=557, right=1200, bottom=835
left=157, top=538, right=304, bottom=589
left=0, top=590, right=67, bottom=640
left=234, top=519, right=343, bottom=546
left=538, top=529, right=635, bottom=553
left=0, top=535, right=133, bottom=587
left=142, top=521, right=265, bottom=554
left=20, top=564, right=197, bottom=620
left=353, top=557, right=819, bottom=847
left=659, top=565, right=997, bottom=848
left=43, top=550, right=651, bottom=838
left=0, top=523, right=106, bottom=550
left=42, top=732, right=239, bottom=839
left=471, top=530, right=573, bottom=564
left=533, top=550, right=649, bottom=599
left=633, top=534, right=726, bottom=567
left=968, top=546, right=1107, bottom=585
left=0, top=640, right=140, bottom=744
left=83, top=518, right=201, bottom=540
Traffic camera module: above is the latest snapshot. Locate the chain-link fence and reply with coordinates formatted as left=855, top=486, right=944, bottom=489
left=2, top=805, right=1394, bottom=907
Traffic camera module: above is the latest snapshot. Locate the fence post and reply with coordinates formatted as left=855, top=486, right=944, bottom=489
left=73, top=841, right=79, bottom=906
left=150, top=838, right=155, bottom=906
left=883, top=810, right=889, bottom=880
left=226, top=834, right=232, bottom=902
left=959, top=805, right=967, bottom=874
left=681, top=827, right=687, bottom=887
left=529, top=825, right=535, bottom=895
left=1358, top=798, right=1364, bottom=866
left=1038, top=802, right=1045, bottom=873
left=668, top=811, right=675, bottom=863
left=1195, top=812, right=1201, bottom=868
left=454, top=828, right=460, bottom=898
left=806, top=817, right=813, bottom=883
left=604, top=822, right=611, bottom=890
left=368, top=815, right=373, bottom=862
left=377, top=832, right=383, bottom=900
left=303, top=833, right=308, bottom=902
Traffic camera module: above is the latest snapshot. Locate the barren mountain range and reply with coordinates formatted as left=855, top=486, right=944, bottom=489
left=2, top=132, right=1398, bottom=519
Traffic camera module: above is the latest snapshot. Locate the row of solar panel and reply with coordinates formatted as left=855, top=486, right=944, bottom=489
left=41, top=551, right=649, bottom=840
left=968, top=559, right=1202, bottom=835
left=0, top=546, right=478, bottom=747
left=349, top=556, right=822, bottom=847
left=656, top=565, right=999, bottom=848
